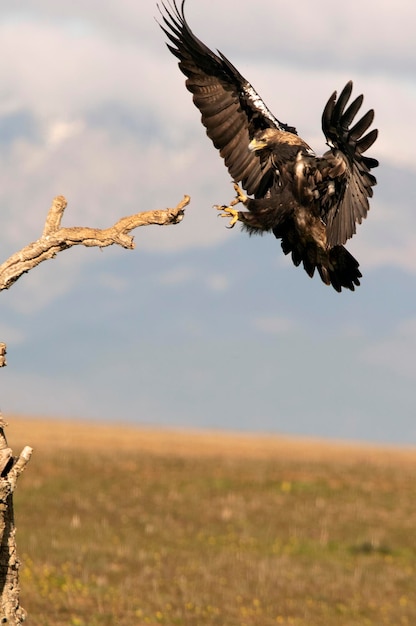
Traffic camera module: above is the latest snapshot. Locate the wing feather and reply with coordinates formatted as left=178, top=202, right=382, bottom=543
left=160, top=3, right=378, bottom=256
left=341, top=95, right=364, bottom=128
left=357, top=128, right=378, bottom=154
left=349, top=109, right=374, bottom=141
left=321, top=81, right=378, bottom=246
left=158, top=0, right=295, bottom=197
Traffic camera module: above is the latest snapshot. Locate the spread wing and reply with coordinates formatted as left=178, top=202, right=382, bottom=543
left=158, top=0, right=297, bottom=198
left=321, top=81, right=378, bottom=246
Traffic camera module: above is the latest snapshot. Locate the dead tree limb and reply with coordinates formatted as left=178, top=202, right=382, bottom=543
left=0, top=194, right=190, bottom=292
left=0, top=192, right=190, bottom=622
left=0, top=417, right=32, bottom=625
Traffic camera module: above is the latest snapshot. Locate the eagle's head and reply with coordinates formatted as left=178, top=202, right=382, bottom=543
left=249, top=128, right=311, bottom=153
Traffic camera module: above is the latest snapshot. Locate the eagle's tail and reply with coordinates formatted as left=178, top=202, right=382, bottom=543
left=317, top=246, right=362, bottom=292
left=277, top=227, right=362, bottom=292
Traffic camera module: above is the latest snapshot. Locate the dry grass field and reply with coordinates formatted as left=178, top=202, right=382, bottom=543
left=8, top=415, right=416, bottom=625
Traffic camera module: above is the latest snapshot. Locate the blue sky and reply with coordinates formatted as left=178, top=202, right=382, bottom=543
left=0, top=0, right=415, bottom=444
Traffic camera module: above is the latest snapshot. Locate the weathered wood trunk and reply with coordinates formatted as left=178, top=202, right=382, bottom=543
left=0, top=418, right=32, bottom=624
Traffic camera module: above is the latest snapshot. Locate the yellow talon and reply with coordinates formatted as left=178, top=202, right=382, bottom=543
left=213, top=183, right=248, bottom=228
left=214, top=183, right=248, bottom=228
left=230, top=182, right=248, bottom=206
left=215, top=205, right=240, bottom=228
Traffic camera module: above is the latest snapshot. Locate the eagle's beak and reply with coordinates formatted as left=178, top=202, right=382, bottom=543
left=248, top=137, right=267, bottom=152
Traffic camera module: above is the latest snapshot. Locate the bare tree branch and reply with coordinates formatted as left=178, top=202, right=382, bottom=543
left=0, top=345, right=6, bottom=369
left=0, top=191, right=191, bottom=621
left=0, top=194, right=190, bottom=292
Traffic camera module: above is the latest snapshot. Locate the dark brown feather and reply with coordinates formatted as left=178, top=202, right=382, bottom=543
left=159, top=1, right=378, bottom=292
left=158, top=0, right=294, bottom=197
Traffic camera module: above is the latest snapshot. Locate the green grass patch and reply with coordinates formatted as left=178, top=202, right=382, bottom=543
left=15, top=442, right=416, bottom=625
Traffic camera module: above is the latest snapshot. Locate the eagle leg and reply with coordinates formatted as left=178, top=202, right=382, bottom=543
left=230, top=182, right=248, bottom=206
left=215, top=205, right=240, bottom=228
left=214, top=183, right=248, bottom=228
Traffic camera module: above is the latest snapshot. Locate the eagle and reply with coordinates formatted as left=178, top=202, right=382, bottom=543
left=159, top=0, right=378, bottom=292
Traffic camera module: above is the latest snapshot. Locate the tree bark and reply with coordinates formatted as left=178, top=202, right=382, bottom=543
left=0, top=420, right=32, bottom=624
left=0, top=194, right=190, bottom=291
left=0, top=346, right=6, bottom=369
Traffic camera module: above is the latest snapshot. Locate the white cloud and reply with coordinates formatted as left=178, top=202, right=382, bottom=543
left=0, top=0, right=414, bottom=446
left=158, top=266, right=195, bottom=286
left=157, top=267, right=230, bottom=292
left=0, top=0, right=414, bottom=300
left=205, top=273, right=228, bottom=293
left=98, top=272, right=129, bottom=292
left=361, top=318, right=416, bottom=381
left=348, top=196, right=416, bottom=276
left=253, top=316, right=297, bottom=335
left=3, top=250, right=87, bottom=314
left=0, top=323, right=25, bottom=345
left=47, top=119, right=85, bottom=147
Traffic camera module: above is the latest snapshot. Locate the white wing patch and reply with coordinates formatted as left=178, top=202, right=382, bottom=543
left=242, top=83, right=288, bottom=131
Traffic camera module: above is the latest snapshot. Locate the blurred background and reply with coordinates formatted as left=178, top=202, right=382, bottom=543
left=0, top=0, right=415, bottom=443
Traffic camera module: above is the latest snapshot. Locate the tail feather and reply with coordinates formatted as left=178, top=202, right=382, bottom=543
left=277, top=227, right=361, bottom=291
left=308, top=245, right=361, bottom=292
left=325, top=245, right=362, bottom=292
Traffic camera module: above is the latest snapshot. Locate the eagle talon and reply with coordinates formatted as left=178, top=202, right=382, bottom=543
left=230, top=182, right=248, bottom=206
left=214, top=182, right=247, bottom=228
left=215, top=205, right=239, bottom=228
